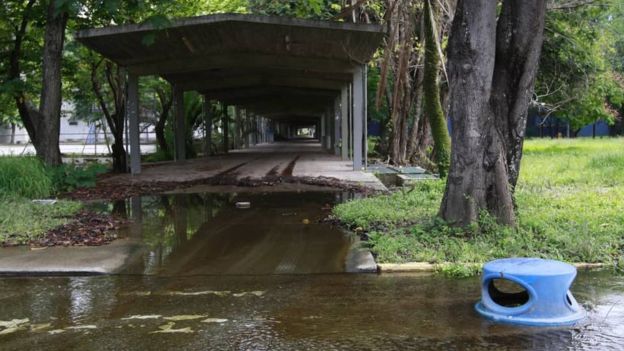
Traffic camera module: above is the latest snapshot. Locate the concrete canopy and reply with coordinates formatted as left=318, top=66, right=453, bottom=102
left=75, top=14, right=383, bottom=116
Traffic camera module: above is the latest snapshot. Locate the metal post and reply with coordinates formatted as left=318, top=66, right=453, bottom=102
left=127, top=73, right=141, bottom=174
left=173, top=86, right=186, bottom=161
left=352, top=66, right=364, bottom=171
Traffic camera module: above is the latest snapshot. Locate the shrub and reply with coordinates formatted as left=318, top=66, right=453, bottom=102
left=48, top=162, right=108, bottom=193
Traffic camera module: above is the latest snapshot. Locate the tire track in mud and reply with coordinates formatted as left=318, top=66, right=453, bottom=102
left=281, top=156, right=300, bottom=176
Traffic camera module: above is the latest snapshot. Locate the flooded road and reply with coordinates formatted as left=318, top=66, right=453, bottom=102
left=1, top=191, right=623, bottom=350
left=115, top=192, right=357, bottom=275
left=1, top=272, right=622, bottom=350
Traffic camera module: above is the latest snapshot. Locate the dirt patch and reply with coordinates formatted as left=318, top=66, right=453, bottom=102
left=33, top=211, right=128, bottom=247
left=64, top=174, right=382, bottom=201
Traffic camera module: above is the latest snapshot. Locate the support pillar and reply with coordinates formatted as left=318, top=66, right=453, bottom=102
left=353, top=65, right=364, bottom=171
left=234, top=107, right=242, bottom=149
left=173, top=86, right=186, bottom=161
left=222, top=105, right=229, bottom=153
left=320, top=114, right=326, bottom=148
left=127, top=73, right=141, bottom=174
left=334, top=97, right=341, bottom=156
left=341, top=85, right=349, bottom=160
left=203, top=96, right=212, bottom=156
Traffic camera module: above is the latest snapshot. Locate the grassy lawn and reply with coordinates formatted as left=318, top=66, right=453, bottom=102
left=334, top=138, right=624, bottom=276
left=0, top=157, right=83, bottom=245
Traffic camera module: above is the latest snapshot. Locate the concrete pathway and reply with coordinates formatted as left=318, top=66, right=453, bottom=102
left=104, top=141, right=387, bottom=191
left=0, top=240, right=143, bottom=275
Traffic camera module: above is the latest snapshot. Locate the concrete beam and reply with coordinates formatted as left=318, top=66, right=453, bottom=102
left=173, top=86, right=186, bottom=161
left=127, top=73, right=141, bottom=174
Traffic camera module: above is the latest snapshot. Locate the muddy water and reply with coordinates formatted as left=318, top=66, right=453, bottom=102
left=0, top=192, right=623, bottom=350
left=113, top=192, right=357, bottom=275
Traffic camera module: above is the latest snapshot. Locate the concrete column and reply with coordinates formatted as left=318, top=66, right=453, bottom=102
left=235, top=107, right=242, bottom=149
left=340, top=85, right=349, bottom=160
left=127, top=73, right=141, bottom=174
left=353, top=66, right=364, bottom=171
left=222, top=105, right=229, bottom=153
left=203, top=96, right=212, bottom=156
left=244, top=110, right=250, bottom=148
left=173, top=86, right=186, bottom=161
left=320, top=114, right=326, bottom=148
left=364, top=65, right=368, bottom=169
left=327, top=107, right=333, bottom=152
left=334, top=97, right=341, bottom=156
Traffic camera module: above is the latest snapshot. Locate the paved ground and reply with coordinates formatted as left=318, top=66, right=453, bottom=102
left=104, top=141, right=387, bottom=191
left=0, top=239, right=144, bottom=275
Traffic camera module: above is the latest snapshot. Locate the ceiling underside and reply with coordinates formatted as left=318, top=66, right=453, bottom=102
left=76, top=14, right=383, bottom=121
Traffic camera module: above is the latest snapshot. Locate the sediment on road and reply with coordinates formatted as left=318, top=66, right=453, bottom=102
left=65, top=174, right=385, bottom=201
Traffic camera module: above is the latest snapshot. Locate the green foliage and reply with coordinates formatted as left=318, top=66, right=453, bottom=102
left=335, top=138, right=624, bottom=275
left=0, top=197, right=82, bottom=245
left=47, top=162, right=108, bottom=193
left=248, top=0, right=339, bottom=19
left=0, top=157, right=54, bottom=198
left=537, top=2, right=624, bottom=129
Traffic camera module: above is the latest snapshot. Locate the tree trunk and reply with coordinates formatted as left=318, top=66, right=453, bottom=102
left=155, top=87, right=172, bottom=152
left=10, top=124, right=16, bottom=144
left=423, top=0, right=451, bottom=177
left=439, top=0, right=546, bottom=226
left=36, top=0, right=68, bottom=166
left=9, top=0, right=66, bottom=166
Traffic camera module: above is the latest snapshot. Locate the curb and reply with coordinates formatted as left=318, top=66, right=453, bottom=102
left=377, top=262, right=608, bottom=273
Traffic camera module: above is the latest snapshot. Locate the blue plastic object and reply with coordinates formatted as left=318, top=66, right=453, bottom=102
left=475, top=258, right=586, bottom=326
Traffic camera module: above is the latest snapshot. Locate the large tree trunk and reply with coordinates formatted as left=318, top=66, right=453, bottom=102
left=36, top=0, right=68, bottom=166
left=9, top=0, right=66, bottom=166
left=491, top=1, right=547, bottom=191
left=439, top=0, right=546, bottom=226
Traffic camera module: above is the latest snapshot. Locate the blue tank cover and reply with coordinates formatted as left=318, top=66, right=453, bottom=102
left=475, top=258, right=586, bottom=326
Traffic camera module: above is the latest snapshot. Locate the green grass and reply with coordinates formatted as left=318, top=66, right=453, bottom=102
left=334, top=138, right=624, bottom=276
left=0, top=157, right=54, bottom=198
left=0, top=156, right=96, bottom=244
left=0, top=197, right=82, bottom=245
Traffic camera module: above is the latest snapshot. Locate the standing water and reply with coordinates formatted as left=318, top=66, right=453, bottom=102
left=1, top=192, right=622, bottom=350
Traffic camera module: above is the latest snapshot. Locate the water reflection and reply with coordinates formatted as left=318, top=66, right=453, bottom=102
left=110, top=192, right=354, bottom=275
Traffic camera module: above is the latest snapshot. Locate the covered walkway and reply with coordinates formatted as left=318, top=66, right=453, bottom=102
left=76, top=14, right=383, bottom=176
left=102, top=140, right=386, bottom=191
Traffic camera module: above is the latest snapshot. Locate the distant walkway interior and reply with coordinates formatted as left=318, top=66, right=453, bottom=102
left=104, top=141, right=386, bottom=191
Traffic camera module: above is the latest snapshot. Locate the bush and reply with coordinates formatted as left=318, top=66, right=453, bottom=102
left=48, top=162, right=108, bottom=193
